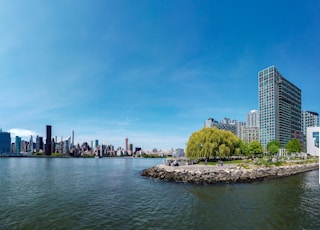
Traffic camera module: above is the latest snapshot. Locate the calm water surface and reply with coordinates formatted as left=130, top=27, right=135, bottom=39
left=0, top=158, right=319, bottom=229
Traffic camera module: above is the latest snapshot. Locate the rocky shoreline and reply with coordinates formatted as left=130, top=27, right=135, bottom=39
left=141, top=162, right=319, bottom=184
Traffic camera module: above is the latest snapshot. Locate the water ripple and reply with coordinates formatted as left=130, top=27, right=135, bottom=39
left=0, top=158, right=319, bottom=229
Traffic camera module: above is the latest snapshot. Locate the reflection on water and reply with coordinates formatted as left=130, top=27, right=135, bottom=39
left=0, top=158, right=319, bottom=229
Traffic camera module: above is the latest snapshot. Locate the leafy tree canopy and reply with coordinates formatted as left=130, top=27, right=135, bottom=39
left=267, top=140, right=281, bottom=154
left=186, top=127, right=240, bottom=159
left=248, top=140, right=263, bottom=156
left=239, top=140, right=249, bottom=156
left=286, top=139, right=302, bottom=154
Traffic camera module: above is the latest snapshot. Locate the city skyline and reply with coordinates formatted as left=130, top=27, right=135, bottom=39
left=0, top=1, right=319, bottom=150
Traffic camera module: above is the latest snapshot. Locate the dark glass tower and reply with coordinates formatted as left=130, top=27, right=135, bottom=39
left=258, top=66, right=302, bottom=148
left=46, top=125, right=52, bottom=155
left=0, top=130, right=11, bottom=154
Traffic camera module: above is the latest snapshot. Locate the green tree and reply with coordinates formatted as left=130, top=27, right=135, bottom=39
left=218, top=144, right=230, bottom=158
left=239, top=140, right=249, bottom=156
left=286, top=139, right=302, bottom=154
left=186, top=127, right=240, bottom=159
left=248, top=140, right=263, bottom=156
left=266, top=140, right=281, bottom=154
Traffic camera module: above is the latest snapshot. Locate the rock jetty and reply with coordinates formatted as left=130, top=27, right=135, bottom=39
left=141, top=163, right=319, bottom=184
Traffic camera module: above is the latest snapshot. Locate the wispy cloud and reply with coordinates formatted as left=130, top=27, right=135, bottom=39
left=8, top=128, right=37, bottom=138
left=117, top=117, right=139, bottom=127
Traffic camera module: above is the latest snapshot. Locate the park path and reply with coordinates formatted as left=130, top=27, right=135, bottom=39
left=158, top=163, right=238, bottom=173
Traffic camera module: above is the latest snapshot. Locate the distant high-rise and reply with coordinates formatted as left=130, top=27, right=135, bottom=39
left=302, top=111, right=319, bottom=136
left=39, top=137, right=44, bottom=151
left=15, top=136, right=21, bottom=153
left=0, top=130, right=11, bottom=154
left=204, top=118, right=218, bottom=128
left=71, top=130, right=74, bottom=147
left=51, top=137, right=55, bottom=153
left=46, top=125, right=52, bottom=155
left=258, top=66, right=302, bottom=148
left=247, top=110, right=259, bottom=127
left=241, top=126, right=259, bottom=144
left=36, top=136, right=40, bottom=152
left=125, top=138, right=128, bottom=151
left=203, top=118, right=238, bottom=135
left=30, top=135, right=33, bottom=153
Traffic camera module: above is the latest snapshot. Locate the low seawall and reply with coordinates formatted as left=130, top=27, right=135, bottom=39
left=141, top=163, right=319, bottom=184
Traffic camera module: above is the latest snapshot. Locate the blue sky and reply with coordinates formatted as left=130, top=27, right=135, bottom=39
left=0, top=0, right=319, bottom=150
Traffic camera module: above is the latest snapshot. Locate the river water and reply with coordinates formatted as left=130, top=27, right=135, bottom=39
left=0, top=158, right=319, bottom=229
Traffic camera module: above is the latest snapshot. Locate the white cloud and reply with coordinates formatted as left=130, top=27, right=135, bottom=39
left=8, top=128, right=37, bottom=138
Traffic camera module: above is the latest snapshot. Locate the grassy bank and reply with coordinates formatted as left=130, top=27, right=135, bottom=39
left=198, top=157, right=318, bottom=168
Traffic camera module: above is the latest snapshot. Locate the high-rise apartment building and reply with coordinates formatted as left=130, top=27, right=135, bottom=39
left=204, top=117, right=246, bottom=136
left=247, top=110, right=259, bottom=127
left=204, top=118, right=237, bottom=135
left=241, top=126, right=259, bottom=144
left=302, top=111, right=319, bottom=136
left=204, top=118, right=218, bottom=128
left=46, top=125, right=52, bottom=155
left=258, top=66, right=302, bottom=148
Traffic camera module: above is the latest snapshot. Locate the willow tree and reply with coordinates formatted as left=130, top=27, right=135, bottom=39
left=186, top=127, right=240, bottom=159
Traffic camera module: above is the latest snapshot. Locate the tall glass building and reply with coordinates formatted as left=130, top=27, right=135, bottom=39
left=0, top=130, right=11, bottom=154
left=258, top=66, right=302, bottom=148
left=46, top=125, right=52, bottom=155
left=15, top=136, right=21, bottom=153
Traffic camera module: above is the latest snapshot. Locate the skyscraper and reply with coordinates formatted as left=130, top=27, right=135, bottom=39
left=0, top=130, right=11, bottom=154
left=258, top=66, right=302, bottom=148
left=247, top=110, right=259, bottom=127
left=30, top=135, right=33, bottom=153
left=46, top=125, right=52, bottom=155
left=125, top=138, right=128, bottom=151
left=36, top=135, right=40, bottom=152
left=71, top=130, right=74, bottom=147
left=15, top=136, right=21, bottom=153
left=39, top=136, right=44, bottom=151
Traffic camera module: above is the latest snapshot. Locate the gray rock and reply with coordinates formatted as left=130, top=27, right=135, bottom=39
left=141, top=163, right=319, bottom=184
